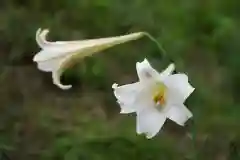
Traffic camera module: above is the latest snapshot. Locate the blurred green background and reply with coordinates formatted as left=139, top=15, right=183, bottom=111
left=1, top=0, right=240, bottom=159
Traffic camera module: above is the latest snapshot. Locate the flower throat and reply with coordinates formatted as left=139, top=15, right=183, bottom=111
left=152, top=82, right=167, bottom=107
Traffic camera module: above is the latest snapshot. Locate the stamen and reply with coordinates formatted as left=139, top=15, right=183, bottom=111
left=152, top=82, right=166, bottom=106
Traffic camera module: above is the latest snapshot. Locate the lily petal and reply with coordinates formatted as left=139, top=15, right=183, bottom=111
left=163, top=73, right=195, bottom=103
left=136, top=107, right=166, bottom=139
left=159, top=63, right=175, bottom=80
left=52, top=70, right=72, bottom=90
left=112, top=83, right=141, bottom=113
left=34, top=28, right=145, bottom=89
left=36, top=28, right=51, bottom=48
left=36, top=56, right=64, bottom=72
left=136, top=59, right=160, bottom=81
left=136, top=59, right=175, bottom=82
left=165, top=104, right=193, bottom=126
left=34, top=29, right=145, bottom=62
left=118, top=101, right=136, bottom=114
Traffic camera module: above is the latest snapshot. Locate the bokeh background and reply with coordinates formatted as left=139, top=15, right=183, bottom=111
left=1, top=0, right=240, bottom=159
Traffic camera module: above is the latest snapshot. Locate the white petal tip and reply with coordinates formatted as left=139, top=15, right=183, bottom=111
left=58, top=84, right=72, bottom=90
left=120, top=109, right=135, bottom=114
left=177, top=115, right=193, bottom=126
left=186, top=85, right=195, bottom=99
left=136, top=132, right=155, bottom=139
left=143, top=58, right=148, bottom=62
left=141, top=58, right=150, bottom=65
left=139, top=132, right=156, bottom=139
left=36, top=28, right=49, bottom=38
left=191, top=87, right=195, bottom=93
left=189, top=113, right=193, bottom=119
left=36, top=28, right=42, bottom=34
left=33, top=52, right=47, bottom=62
left=146, top=135, right=154, bottom=139
left=36, top=28, right=50, bottom=49
left=53, top=71, right=72, bottom=90
left=165, top=63, right=175, bottom=74
left=136, top=58, right=149, bottom=66
left=33, top=54, right=39, bottom=62
left=119, top=105, right=126, bottom=114
left=120, top=110, right=127, bottom=114
left=112, top=83, right=118, bottom=89
left=178, top=122, right=185, bottom=126
left=169, top=63, right=175, bottom=70
left=36, top=28, right=49, bottom=35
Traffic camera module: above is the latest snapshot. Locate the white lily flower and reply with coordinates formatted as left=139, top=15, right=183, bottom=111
left=33, top=28, right=144, bottom=89
left=112, top=59, right=195, bottom=139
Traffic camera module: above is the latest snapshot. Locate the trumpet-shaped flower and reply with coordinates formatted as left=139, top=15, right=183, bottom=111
left=33, top=28, right=144, bottom=89
left=112, top=59, right=194, bottom=139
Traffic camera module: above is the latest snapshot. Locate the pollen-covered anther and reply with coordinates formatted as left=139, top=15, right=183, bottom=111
left=153, top=94, right=165, bottom=105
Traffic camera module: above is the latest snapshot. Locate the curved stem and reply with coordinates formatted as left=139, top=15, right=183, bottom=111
left=143, top=32, right=167, bottom=57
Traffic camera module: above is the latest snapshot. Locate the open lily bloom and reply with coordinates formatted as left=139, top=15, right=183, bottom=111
left=112, top=59, right=195, bottom=139
left=33, top=28, right=144, bottom=89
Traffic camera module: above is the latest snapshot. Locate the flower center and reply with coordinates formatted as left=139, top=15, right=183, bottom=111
left=152, top=82, right=167, bottom=107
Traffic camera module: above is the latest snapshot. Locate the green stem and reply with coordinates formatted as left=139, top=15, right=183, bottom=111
left=143, top=32, right=167, bottom=57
